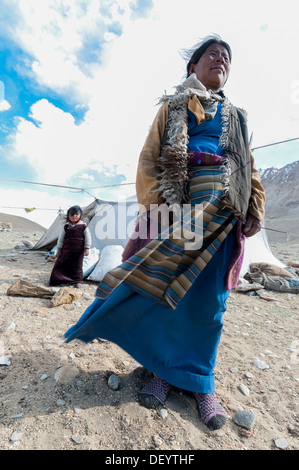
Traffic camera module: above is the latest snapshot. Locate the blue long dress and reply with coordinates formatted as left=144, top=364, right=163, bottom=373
left=64, top=103, right=238, bottom=394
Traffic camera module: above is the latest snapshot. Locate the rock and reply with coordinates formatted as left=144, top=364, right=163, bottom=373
left=253, top=358, right=269, bottom=370
left=71, top=434, right=86, bottom=444
left=158, top=408, right=168, bottom=419
left=51, top=287, right=79, bottom=307
left=57, top=399, right=66, bottom=406
left=287, top=424, right=295, bottom=433
left=54, top=365, right=80, bottom=383
left=238, top=383, right=250, bottom=397
left=244, top=372, right=255, bottom=379
left=227, top=401, right=243, bottom=413
left=0, top=355, right=12, bottom=366
left=107, top=374, right=120, bottom=391
left=274, top=438, right=289, bottom=450
left=10, top=432, right=23, bottom=442
left=233, top=410, right=256, bottom=430
left=22, top=239, right=34, bottom=249
left=0, top=222, right=12, bottom=231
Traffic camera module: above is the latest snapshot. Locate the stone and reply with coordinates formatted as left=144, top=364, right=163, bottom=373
left=71, top=434, right=86, bottom=444
left=108, top=374, right=120, bottom=391
left=253, top=358, right=269, bottom=370
left=51, top=287, right=79, bottom=307
left=274, top=438, right=289, bottom=450
left=244, top=372, right=255, bottom=379
left=238, top=383, right=250, bottom=397
left=233, top=410, right=256, bottom=430
left=54, top=365, right=80, bottom=383
left=57, top=399, right=66, bottom=406
left=22, top=239, right=34, bottom=249
left=158, top=408, right=168, bottom=419
left=0, top=355, right=12, bottom=366
left=11, top=432, right=23, bottom=442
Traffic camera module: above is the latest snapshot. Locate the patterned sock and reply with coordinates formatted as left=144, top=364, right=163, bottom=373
left=139, top=376, right=172, bottom=409
left=194, top=392, right=227, bottom=431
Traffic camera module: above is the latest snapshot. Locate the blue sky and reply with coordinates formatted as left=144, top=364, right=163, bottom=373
left=0, top=0, right=299, bottom=227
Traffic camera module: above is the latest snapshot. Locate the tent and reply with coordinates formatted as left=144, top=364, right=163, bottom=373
left=34, top=199, right=286, bottom=281
left=33, top=195, right=139, bottom=252
left=239, top=228, right=286, bottom=278
left=33, top=195, right=140, bottom=281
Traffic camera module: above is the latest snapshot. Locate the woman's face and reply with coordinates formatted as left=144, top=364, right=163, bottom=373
left=189, top=43, right=231, bottom=92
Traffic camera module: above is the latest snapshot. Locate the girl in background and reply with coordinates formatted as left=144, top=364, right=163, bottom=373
left=50, top=205, right=91, bottom=288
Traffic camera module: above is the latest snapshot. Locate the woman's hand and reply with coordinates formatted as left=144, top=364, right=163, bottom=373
left=242, top=213, right=262, bottom=238
left=84, top=248, right=90, bottom=257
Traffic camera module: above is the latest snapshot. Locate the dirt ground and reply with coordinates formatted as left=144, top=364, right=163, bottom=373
left=0, top=228, right=298, bottom=451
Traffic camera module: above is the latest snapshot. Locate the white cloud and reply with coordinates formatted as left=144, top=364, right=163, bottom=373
left=0, top=100, right=11, bottom=112
left=0, top=186, right=91, bottom=228
left=2, top=0, right=299, bottom=219
left=6, top=99, right=89, bottom=184
left=78, top=173, right=95, bottom=181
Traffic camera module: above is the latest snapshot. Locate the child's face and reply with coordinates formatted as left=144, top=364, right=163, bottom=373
left=69, top=212, right=81, bottom=224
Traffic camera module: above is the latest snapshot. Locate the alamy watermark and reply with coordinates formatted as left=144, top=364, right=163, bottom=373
left=94, top=203, right=204, bottom=250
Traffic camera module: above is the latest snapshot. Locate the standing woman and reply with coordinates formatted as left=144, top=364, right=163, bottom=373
left=50, top=205, right=91, bottom=288
left=64, top=35, right=265, bottom=431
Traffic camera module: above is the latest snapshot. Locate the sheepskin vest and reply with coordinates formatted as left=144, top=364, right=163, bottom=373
left=158, top=80, right=252, bottom=221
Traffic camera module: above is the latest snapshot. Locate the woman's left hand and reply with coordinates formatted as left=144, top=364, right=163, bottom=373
left=242, top=213, right=262, bottom=238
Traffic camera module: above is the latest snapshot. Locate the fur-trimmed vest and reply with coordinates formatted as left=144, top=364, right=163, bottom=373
left=158, top=77, right=252, bottom=221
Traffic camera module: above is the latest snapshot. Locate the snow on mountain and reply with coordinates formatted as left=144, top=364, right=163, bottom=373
left=258, top=160, right=299, bottom=243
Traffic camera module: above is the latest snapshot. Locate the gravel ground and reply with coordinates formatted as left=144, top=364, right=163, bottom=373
left=0, top=227, right=298, bottom=451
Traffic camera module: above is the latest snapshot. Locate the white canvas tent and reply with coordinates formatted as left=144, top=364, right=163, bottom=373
left=33, top=199, right=286, bottom=281
left=33, top=195, right=139, bottom=252
left=240, top=228, right=286, bottom=277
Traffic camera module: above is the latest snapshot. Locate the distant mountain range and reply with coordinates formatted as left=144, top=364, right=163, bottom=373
left=1, top=161, right=298, bottom=244
left=259, top=160, right=299, bottom=243
left=0, top=212, right=45, bottom=232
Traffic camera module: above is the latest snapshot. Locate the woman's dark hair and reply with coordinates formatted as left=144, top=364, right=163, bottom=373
left=183, top=34, right=232, bottom=77
left=67, top=205, right=83, bottom=222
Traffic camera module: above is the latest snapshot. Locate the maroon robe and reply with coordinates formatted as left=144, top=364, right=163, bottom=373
left=49, top=223, right=87, bottom=286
